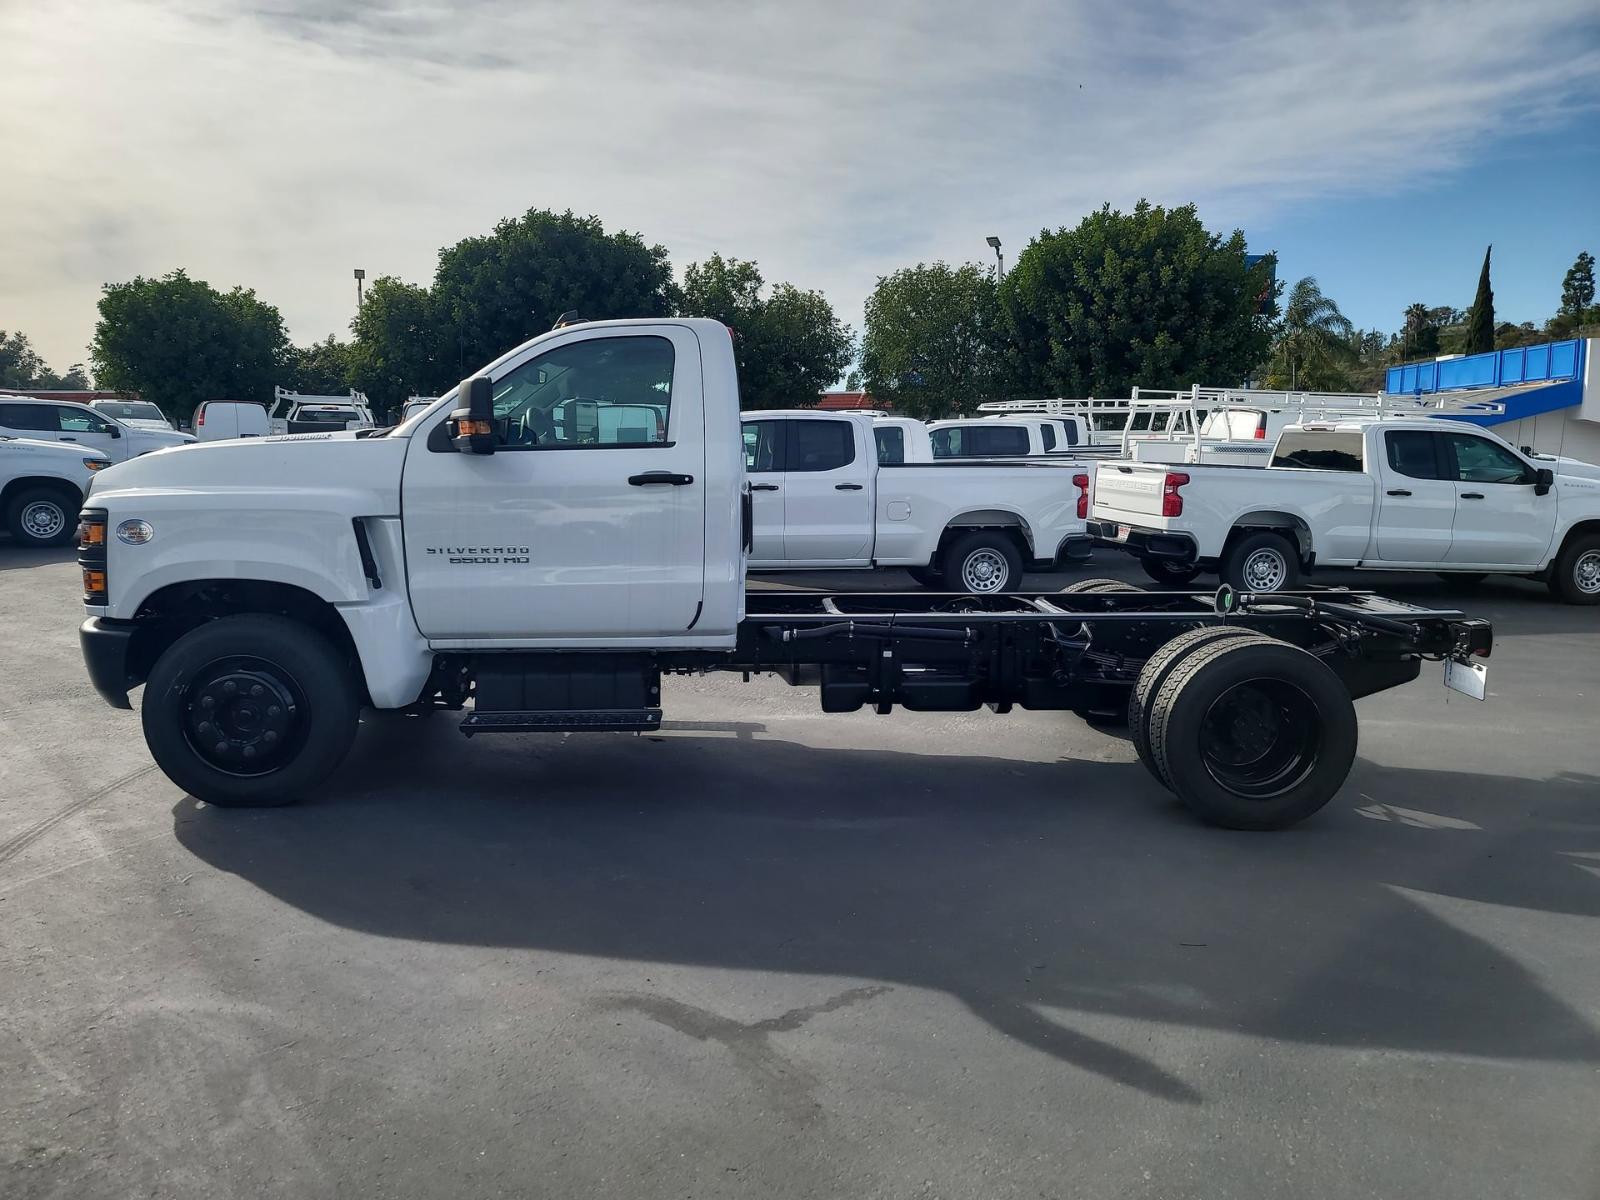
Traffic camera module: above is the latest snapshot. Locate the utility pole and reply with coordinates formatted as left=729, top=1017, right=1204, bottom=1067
left=353, top=268, right=366, bottom=312
left=986, top=235, right=1003, bottom=278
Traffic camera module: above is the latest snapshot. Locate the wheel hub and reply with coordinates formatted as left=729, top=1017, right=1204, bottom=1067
left=962, top=549, right=1007, bottom=593
left=1199, top=680, right=1319, bottom=800
left=22, top=501, right=65, bottom=539
left=183, top=663, right=300, bottom=775
left=1576, top=550, right=1600, bottom=594
left=1243, top=548, right=1287, bottom=591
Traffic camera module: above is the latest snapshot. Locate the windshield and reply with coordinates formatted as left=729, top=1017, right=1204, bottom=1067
left=97, top=402, right=166, bottom=421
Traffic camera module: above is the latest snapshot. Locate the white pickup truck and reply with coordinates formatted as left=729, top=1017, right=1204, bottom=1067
left=0, top=396, right=195, bottom=459
left=76, top=316, right=1495, bottom=829
left=2, top=435, right=111, bottom=546
left=742, top=409, right=1091, bottom=591
left=1089, top=418, right=1600, bottom=602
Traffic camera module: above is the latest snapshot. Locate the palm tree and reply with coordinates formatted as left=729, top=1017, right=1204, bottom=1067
left=1274, top=277, right=1355, bottom=390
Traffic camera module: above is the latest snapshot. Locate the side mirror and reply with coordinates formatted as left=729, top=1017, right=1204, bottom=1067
left=108, top=426, right=122, bottom=439
left=1534, top=467, right=1554, bottom=496
left=450, top=376, right=496, bottom=455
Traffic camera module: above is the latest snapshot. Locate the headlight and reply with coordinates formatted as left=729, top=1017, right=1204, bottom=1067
left=116, top=519, right=155, bottom=546
left=84, top=458, right=111, bottom=471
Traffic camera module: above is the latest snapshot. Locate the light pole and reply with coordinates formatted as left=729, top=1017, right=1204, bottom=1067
left=986, top=235, right=1003, bottom=278
left=353, top=268, right=366, bottom=312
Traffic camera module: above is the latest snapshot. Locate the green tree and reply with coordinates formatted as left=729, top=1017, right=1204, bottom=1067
left=287, top=335, right=355, bottom=396
left=91, top=270, right=289, bottom=419
left=860, top=261, right=1007, bottom=418
left=678, top=253, right=853, bottom=408
left=1463, top=245, right=1494, bottom=355
left=0, top=330, right=89, bottom=390
left=998, top=201, right=1276, bottom=397
left=348, top=277, right=450, bottom=414
left=1560, top=250, right=1595, bottom=317
left=433, top=209, right=676, bottom=372
left=1263, top=277, right=1355, bottom=390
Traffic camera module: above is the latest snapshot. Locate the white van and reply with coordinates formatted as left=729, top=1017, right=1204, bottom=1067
left=193, top=401, right=271, bottom=441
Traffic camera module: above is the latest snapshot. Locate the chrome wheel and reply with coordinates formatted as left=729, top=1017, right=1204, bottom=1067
left=1242, top=546, right=1288, bottom=592
left=1575, top=550, right=1600, bottom=595
left=960, top=548, right=1009, bottom=593
left=21, top=499, right=66, bottom=541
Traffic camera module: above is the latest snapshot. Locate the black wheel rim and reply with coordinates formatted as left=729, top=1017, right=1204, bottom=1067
left=1198, top=679, right=1320, bottom=800
left=181, top=655, right=308, bottom=777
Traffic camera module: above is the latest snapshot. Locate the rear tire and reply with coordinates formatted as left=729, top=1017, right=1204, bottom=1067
left=1221, top=531, right=1301, bottom=594
left=1147, top=637, right=1357, bottom=830
left=1548, top=533, right=1600, bottom=605
left=942, top=531, right=1023, bottom=595
left=1129, top=626, right=1266, bottom=789
left=141, top=614, right=359, bottom=807
left=1140, top=558, right=1204, bottom=586
left=6, top=486, right=78, bottom=548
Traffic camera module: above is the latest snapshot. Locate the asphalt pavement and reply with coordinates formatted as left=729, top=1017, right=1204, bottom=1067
left=2, top=544, right=1598, bottom=1199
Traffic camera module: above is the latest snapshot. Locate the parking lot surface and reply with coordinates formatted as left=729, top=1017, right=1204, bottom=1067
left=3, top=545, right=1598, bottom=1199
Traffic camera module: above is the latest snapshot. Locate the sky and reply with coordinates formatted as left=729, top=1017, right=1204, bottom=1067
left=1, top=0, right=1597, bottom=377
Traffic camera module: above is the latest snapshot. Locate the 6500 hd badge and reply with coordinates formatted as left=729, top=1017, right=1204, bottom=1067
left=426, top=547, right=531, bottom=564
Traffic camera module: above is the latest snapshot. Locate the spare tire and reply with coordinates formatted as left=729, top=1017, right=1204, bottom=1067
left=1147, top=637, right=1357, bottom=830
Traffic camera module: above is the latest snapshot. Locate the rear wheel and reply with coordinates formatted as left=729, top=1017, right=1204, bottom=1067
left=1548, top=533, right=1600, bottom=605
left=1129, top=626, right=1266, bottom=788
left=141, top=614, right=359, bottom=807
left=1221, top=530, right=1301, bottom=594
left=942, top=531, right=1023, bottom=595
left=6, top=486, right=78, bottom=548
left=1147, top=637, right=1357, bottom=830
left=1140, top=558, right=1204, bottom=586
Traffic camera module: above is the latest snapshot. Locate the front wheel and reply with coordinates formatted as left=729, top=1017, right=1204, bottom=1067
left=1140, top=558, right=1204, bottom=586
left=6, top=486, right=78, bottom=548
left=941, top=532, right=1023, bottom=595
left=1549, top=533, right=1600, bottom=605
left=1221, top=531, right=1301, bottom=594
left=141, top=614, right=359, bottom=807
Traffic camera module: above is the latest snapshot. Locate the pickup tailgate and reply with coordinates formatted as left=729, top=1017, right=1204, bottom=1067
left=1092, top=461, right=1177, bottom=525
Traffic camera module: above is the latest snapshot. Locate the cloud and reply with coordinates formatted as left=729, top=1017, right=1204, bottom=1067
left=0, top=0, right=1595, bottom=371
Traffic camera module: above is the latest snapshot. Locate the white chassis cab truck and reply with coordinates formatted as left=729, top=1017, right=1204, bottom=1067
left=742, top=409, right=1093, bottom=592
left=1089, top=418, right=1600, bottom=601
left=77, top=318, right=1494, bottom=829
left=3, top=435, right=112, bottom=546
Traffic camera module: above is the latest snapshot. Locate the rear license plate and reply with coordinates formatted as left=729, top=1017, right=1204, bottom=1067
left=1444, top=657, right=1487, bottom=701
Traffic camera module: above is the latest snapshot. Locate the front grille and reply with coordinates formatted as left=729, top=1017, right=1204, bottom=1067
left=77, top=508, right=108, bottom=604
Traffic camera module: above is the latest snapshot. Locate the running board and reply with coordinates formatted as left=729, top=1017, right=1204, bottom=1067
left=459, top=708, right=662, bottom=737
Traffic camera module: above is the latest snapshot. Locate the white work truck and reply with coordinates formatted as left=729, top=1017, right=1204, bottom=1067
left=2, top=435, right=111, bottom=545
left=1089, top=418, right=1600, bottom=601
left=77, top=317, right=1495, bottom=829
left=742, top=409, right=1092, bottom=591
left=0, top=396, right=195, bottom=460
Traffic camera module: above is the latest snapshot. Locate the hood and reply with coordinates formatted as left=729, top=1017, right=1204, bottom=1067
left=1, top=434, right=113, bottom=463
left=127, top=426, right=196, bottom=449
left=119, top=418, right=177, bottom=432
left=1551, top=456, right=1600, bottom=485
left=89, top=427, right=408, bottom=513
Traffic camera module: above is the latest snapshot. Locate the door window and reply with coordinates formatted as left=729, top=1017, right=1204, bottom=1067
left=742, top=420, right=785, bottom=472
left=1444, top=434, right=1533, bottom=485
left=785, top=419, right=855, bottom=471
left=58, top=407, right=114, bottom=434
left=930, top=425, right=1029, bottom=457
left=488, top=336, right=674, bottom=449
left=0, top=403, right=61, bottom=431
left=1384, top=430, right=1443, bottom=479
left=874, top=425, right=905, bottom=464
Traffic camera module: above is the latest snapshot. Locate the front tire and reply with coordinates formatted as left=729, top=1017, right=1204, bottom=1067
left=1147, top=637, right=1357, bottom=830
left=6, top=486, right=78, bottom=547
left=1549, top=533, right=1600, bottom=605
left=1221, top=531, right=1301, bottom=594
left=942, top=531, right=1023, bottom=595
left=141, top=614, right=359, bottom=807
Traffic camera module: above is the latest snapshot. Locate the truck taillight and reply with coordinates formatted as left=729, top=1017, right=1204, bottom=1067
left=1254, top=422, right=1266, bottom=440
left=1073, top=473, right=1090, bottom=519
left=1161, top=471, right=1189, bottom=517
left=196, top=407, right=205, bottom=426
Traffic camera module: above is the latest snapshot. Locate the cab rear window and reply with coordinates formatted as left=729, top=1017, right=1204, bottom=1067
left=1270, top=431, right=1364, bottom=471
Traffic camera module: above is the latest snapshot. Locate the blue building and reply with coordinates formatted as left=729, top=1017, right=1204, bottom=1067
left=1385, top=338, right=1600, bottom=462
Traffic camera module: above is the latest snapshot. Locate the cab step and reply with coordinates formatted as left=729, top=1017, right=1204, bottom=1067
left=459, top=708, right=662, bottom=737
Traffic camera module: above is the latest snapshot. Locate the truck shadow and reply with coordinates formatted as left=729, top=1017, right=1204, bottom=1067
left=171, top=720, right=1600, bottom=1106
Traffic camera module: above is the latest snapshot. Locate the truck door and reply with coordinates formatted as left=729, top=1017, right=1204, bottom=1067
left=401, top=325, right=705, bottom=640
left=1374, top=429, right=1453, bottom=563
left=1440, top=432, right=1557, bottom=566
left=741, top=417, right=787, bottom=564
left=780, top=418, right=873, bottom=563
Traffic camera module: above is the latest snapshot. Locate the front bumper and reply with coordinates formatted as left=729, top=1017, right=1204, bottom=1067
left=80, top=617, right=136, bottom=709
left=1086, top=520, right=1198, bottom=564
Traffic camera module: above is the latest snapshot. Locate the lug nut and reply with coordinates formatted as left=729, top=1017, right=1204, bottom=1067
left=214, top=741, right=229, bottom=755
left=223, top=681, right=237, bottom=695
left=200, top=696, right=215, bottom=710
left=251, top=684, right=264, bottom=697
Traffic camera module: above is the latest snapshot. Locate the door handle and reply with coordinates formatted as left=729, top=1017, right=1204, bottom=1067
left=749, top=483, right=780, bottom=492
left=1460, top=492, right=1485, bottom=500
left=628, top=471, right=694, bottom=486
left=834, top=483, right=864, bottom=491
left=60, top=436, right=78, bottom=442
left=1386, top=488, right=1411, bottom=497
